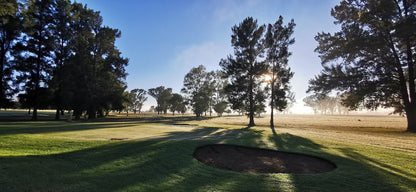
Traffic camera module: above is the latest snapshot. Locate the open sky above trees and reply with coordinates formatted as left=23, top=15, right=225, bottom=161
left=76, top=0, right=342, bottom=113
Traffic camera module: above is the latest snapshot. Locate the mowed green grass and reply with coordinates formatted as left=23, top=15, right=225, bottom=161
left=0, top=112, right=415, bottom=191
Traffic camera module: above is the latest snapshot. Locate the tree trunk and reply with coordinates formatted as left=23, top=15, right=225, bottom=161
left=88, top=108, right=96, bottom=119
left=32, top=108, right=38, bottom=121
left=0, top=51, right=4, bottom=105
left=406, top=105, right=416, bottom=132
left=249, top=113, right=255, bottom=127
left=270, top=71, right=275, bottom=131
left=98, top=109, right=104, bottom=118
left=248, top=74, right=255, bottom=127
left=74, top=109, right=82, bottom=120
left=55, top=109, right=60, bottom=120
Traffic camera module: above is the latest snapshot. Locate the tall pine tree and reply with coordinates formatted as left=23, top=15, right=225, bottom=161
left=14, top=0, right=55, bottom=120
left=264, top=16, right=295, bottom=132
left=220, top=17, right=267, bottom=127
left=0, top=0, right=21, bottom=108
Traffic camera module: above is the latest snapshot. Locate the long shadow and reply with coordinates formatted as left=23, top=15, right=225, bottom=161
left=266, top=133, right=405, bottom=192
left=0, top=121, right=143, bottom=136
left=96, top=115, right=215, bottom=124
left=0, top=127, right=270, bottom=191
left=0, top=126, right=409, bottom=191
left=0, top=114, right=221, bottom=136
left=338, top=147, right=416, bottom=191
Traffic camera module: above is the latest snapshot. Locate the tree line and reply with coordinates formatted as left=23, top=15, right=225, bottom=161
left=4, top=0, right=413, bottom=132
left=303, top=94, right=349, bottom=115
left=1, top=0, right=128, bottom=120
left=143, top=16, right=296, bottom=132
left=122, top=16, right=296, bottom=131
left=1, top=1, right=297, bottom=130
left=127, top=0, right=416, bottom=133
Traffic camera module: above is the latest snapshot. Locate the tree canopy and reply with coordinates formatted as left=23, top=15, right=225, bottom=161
left=308, top=0, right=416, bottom=132
left=220, top=17, right=267, bottom=127
left=2, top=0, right=128, bottom=120
left=264, top=15, right=295, bottom=130
left=148, top=86, right=172, bottom=115
left=182, top=65, right=214, bottom=117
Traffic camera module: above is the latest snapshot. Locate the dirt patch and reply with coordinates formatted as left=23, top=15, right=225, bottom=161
left=110, top=138, right=128, bottom=140
left=193, top=144, right=336, bottom=174
left=172, top=123, right=198, bottom=126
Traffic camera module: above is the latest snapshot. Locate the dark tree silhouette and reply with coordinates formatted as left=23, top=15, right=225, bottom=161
left=220, top=17, right=267, bottom=127
left=1, top=0, right=128, bottom=119
left=14, top=0, right=55, bottom=120
left=264, top=16, right=295, bottom=132
left=50, top=0, right=74, bottom=119
left=308, top=0, right=416, bottom=132
left=59, top=2, right=128, bottom=119
left=0, top=0, right=21, bottom=109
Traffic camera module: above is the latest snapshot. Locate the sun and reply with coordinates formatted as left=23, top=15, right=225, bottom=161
left=263, top=74, right=272, bottom=82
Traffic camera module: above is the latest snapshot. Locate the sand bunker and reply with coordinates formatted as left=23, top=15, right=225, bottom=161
left=193, top=144, right=336, bottom=174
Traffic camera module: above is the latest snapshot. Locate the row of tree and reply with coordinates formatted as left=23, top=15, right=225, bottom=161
left=113, top=16, right=297, bottom=131
left=122, top=0, right=416, bottom=133
left=220, top=16, right=295, bottom=130
left=303, top=94, right=349, bottom=115
left=1, top=0, right=128, bottom=120
left=142, top=70, right=228, bottom=117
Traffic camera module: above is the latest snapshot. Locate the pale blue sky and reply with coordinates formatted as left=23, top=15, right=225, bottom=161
left=76, top=0, right=341, bottom=113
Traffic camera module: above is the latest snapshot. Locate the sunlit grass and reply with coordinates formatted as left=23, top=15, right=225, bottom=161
left=0, top=114, right=415, bottom=191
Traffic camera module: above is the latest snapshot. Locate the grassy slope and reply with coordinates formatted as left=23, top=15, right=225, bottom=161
left=0, top=114, right=415, bottom=192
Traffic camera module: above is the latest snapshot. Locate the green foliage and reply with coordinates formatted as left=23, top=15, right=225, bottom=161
left=148, top=86, right=172, bottom=114
left=0, top=0, right=21, bottom=108
left=307, top=0, right=416, bottom=131
left=49, top=0, right=74, bottom=119
left=130, top=89, right=147, bottom=114
left=220, top=17, right=268, bottom=126
left=214, top=101, right=228, bottom=116
left=182, top=65, right=215, bottom=117
left=13, top=0, right=56, bottom=120
left=168, top=93, right=183, bottom=115
left=4, top=0, right=128, bottom=120
left=264, top=16, right=295, bottom=113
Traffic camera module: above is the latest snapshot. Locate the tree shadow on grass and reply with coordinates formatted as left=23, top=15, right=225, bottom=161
left=337, top=147, right=416, bottom=191
left=265, top=133, right=407, bottom=192
left=0, top=115, right=218, bottom=136
left=0, top=127, right=273, bottom=191
left=0, top=121, right=143, bottom=136
left=0, top=127, right=408, bottom=192
left=97, top=115, right=215, bottom=124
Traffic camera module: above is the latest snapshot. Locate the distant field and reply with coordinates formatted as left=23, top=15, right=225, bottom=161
left=200, top=114, right=407, bottom=130
left=0, top=110, right=415, bottom=191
